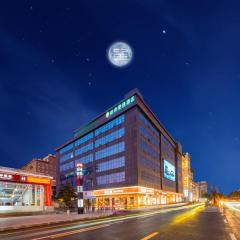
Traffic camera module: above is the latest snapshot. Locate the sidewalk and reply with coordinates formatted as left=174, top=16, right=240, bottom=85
left=0, top=210, right=113, bottom=232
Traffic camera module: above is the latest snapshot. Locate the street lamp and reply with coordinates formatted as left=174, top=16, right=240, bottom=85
left=76, top=163, right=84, bottom=214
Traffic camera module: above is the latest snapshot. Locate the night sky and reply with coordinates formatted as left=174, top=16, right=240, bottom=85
left=1, top=1, right=240, bottom=194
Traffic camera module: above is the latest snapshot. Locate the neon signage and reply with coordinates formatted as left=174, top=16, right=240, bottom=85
left=105, top=95, right=135, bottom=118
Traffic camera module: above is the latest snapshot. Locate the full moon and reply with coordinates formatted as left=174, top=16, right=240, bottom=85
left=107, top=42, right=133, bottom=67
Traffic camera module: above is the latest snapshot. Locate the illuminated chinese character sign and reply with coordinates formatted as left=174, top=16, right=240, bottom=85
left=164, top=160, right=176, bottom=181
left=106, top=95, right=135, bottom=118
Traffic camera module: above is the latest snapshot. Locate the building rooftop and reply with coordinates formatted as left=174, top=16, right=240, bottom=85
left=0, top=166, right=53, bottom=179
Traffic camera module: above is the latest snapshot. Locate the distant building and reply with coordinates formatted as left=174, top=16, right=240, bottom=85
left=197, top=181, right=208, bottom=198
left=192, top=181, right=199, bottom=202
left=182, top=152, right=193, bottom=202
left=21, top=154, right=57, bottom=196
left=56, top=89, right=184, bottom=209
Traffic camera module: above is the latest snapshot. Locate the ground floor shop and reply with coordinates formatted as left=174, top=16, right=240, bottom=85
left=0, top=166, right=52, bottom=213
left=84, top=186, right=183, bottom=209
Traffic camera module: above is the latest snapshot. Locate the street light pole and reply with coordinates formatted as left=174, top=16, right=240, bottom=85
left=76, top=163, right=84, bottom=214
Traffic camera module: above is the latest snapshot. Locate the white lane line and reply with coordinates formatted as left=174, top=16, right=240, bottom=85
left=229, top=233, right=237, bottom=240
left=31, top=224, right=111, bottom=240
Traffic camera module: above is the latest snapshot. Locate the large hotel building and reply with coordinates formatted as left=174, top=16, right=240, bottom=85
left=56, top=89, right=184, bottom=208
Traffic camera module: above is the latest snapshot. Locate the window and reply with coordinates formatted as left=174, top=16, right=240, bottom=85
left=161, top=135, right=175, bottom=160
left=60, top=161, right=74, bottom=172
left=141, top=171, right=159, bottom=184
left=96, top=156, right=125, bottom=172
left=97, top=171, right=125, bottom=185
left=140, top=126, right=159, bottom=147
left=95, top=128, right=125, bottom=148
left=59, top=143, right=74, bottom=154
left=140, top=114, right=159, bottom=137
left=95, top=142, right=125, bottom=160
left=140, top=156, right=160, bottom=172
left=95, top=115, right=124, bottom=136
left=59, top=152, right=74, bottom=163
left=74, top=132, right=93, bottom=147
left=75, top=154, right=93, bottom=164
left=140, top=139, right=159, bottom=159
left=75, top=142, right=93, bottom=156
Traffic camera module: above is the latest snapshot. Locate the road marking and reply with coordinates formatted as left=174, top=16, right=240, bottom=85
left=140, top=232, right=159, bottom=240
left=230, top=233, right=237, bottom=240
left=31, top=224, right=110, bottom=240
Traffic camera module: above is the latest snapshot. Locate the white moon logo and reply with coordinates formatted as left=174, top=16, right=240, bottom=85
left=107, top=42, right=133, bottom=67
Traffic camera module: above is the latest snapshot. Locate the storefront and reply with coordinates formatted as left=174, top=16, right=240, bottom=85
left=84, top=186, right=183, bottom=209
left=0, top=166, right=52, bottom=213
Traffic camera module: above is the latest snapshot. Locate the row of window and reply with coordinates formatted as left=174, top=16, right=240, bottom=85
left=95, top=115, right=124, bottom=136
left=75, top=132, right=93, bottom=147
left=96, top=156, right=125, bottom=172
left=140, top=114, right=159, bottom=137
left=140, top=139, right=159, bottom=159
left=59, top=152, right=74, bottom=163
left=141, top=171, right=160, bottom=184
left=161, top=135, right=175, bottom=160
left=140, top=126, right=159, bottom=147
left=60, top=141, right=125, bottom=172
left=95, top=128, right=125, bottom=148
left=140, top=156, right=160, bottom=172
left=75, top=154, right=94, bottom=164
left=75, top=142, right=94, bottom=156
left=59, top=132, right=93, bottom=155
left=59, top=143, right=74, bottom=155
left=95, top=142, right=125, bottom=160
left=60, top=161, right=74, bottom=172
left=59, top=115, right=124, bottom=156
left=96, top=171, right=125, bottom=185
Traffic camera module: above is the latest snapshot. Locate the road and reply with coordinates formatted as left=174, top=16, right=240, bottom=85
left=223, top=202, right=240, bottom=240
left=0, top=204, right=233, bottom=240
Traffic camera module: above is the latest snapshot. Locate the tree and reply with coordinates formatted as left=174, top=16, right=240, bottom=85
left=209, top=187, right=225, bottom=205
left=228, top=191, right=240, bottom=199
left=57, top=185, right=77, bottom=208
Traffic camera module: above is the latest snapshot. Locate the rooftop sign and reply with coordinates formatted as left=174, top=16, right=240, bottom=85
left=105, top=95, right=135, bottom=118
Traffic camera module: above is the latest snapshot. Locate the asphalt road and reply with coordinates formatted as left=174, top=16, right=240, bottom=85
left=0, top=204, right=234, bottom=240
left=223, top=202, right=240, bottom=240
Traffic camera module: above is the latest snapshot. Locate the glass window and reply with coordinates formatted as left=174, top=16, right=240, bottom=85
left=59, top=152, right=74, bottom=163
left=140, top=139, right=159, bottom=159
left=97, top=171, right=125, bottom=185
left=95, top=142, right=125, bottom=160
left=75, top=142, right=93, bottom=156
left=59, top=143, right=74, bottom=154
left=95, top=115, right=124, bottom=136
left=75, top=154, right=93, bottom=164
left=60, top=161, right=74, bottom=172
left=140, top=126, right=159, bottom=147
left=140, top=114, right=159, bottom=137
left=74, top=132, right=93, bottom=147
left=96, top=156, right=125, bottom=172
left=95, top=128, right=124, bottom=148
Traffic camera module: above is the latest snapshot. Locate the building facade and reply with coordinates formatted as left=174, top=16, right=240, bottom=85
left=197, top=181, right=208, bottom=199
left=21, top=154, right=57, bottom=196
left=0, top=166, right=52, bottom=213
left=56, top=89, right=183, bottom=209
left=182, top=152, right=193, bottom=202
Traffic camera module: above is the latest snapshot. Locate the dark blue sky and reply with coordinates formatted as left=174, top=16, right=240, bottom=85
left=1, top=1, right=240, bottom=194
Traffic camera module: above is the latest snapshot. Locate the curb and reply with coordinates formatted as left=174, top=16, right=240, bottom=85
left=0, top=214, right=114, bottom=233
